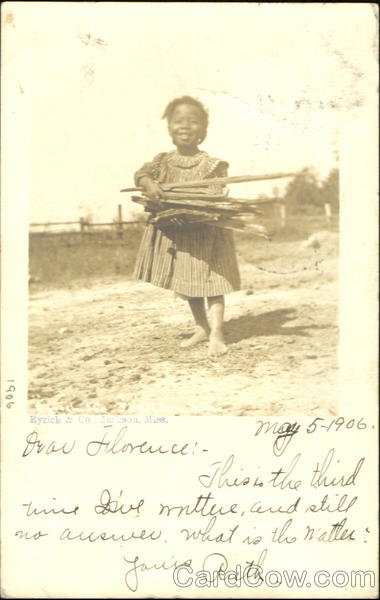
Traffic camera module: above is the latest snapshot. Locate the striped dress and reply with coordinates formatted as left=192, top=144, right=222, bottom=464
left=133, top=150, right=241, bottom=298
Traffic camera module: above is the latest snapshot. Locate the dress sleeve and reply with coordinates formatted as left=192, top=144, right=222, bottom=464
left=205, top=158, right=229, bottom=179
left=203, top=159, right=229, bottom=199
left=134, top=153, right=167, bottom=186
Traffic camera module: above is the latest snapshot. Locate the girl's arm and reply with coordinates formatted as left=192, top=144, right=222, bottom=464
left=138, top=176, right=165, bottom=203
left=134, top=154, right=166, bottom=203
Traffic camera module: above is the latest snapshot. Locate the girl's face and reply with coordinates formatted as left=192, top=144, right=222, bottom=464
left=168, top=104, right=205, bottom=151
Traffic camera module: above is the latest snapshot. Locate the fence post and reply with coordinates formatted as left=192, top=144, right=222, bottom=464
left=117, top=204, right=123, bottom=239
left=324, top=202, right=332, bottom=228
left=278, top=203, right=286, bottom=229
left=79, top=217, right=85, bottom=238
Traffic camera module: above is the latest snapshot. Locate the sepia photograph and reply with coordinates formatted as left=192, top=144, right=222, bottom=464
left=1, top=3, right=378, bottom=598
left=24, top=2, right=353, bottom=417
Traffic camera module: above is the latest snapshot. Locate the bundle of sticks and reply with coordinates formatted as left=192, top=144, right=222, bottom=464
left=121, top=172, right=296, bottom=239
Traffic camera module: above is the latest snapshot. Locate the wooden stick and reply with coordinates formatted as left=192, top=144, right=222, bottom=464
left=163, top=190, right=228, bottom=200
left=131, top=195, right=280, bottom=216
left=198, top=218, right=270, bottom=239
left=150, top=212, right=270, bottom=238
left=120, top=171, right=297, bottom=192
left=161, top=195, right=284, bottom=206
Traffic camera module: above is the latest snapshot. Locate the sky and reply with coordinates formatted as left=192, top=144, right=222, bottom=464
left=3, top=2, right=378, bottom=223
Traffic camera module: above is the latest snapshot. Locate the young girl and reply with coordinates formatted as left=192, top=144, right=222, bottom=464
left=133, top=96, right=241, bottom=357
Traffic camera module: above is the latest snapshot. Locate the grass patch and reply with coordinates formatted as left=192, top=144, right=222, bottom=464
left=29, top=217, right=338, bottom=292
left=29, top=227, right=143, bottom=290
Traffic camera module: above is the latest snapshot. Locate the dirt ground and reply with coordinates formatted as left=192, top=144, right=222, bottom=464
left=28, top=232, right=339, bottom=416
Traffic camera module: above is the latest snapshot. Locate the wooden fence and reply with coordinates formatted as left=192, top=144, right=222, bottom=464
left=30, top=202, right=337, bottom=236
left=30, top=204, right=142, bottom=237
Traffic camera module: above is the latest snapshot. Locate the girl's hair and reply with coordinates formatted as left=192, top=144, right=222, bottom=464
left=162, top=96, right=209, bottom=140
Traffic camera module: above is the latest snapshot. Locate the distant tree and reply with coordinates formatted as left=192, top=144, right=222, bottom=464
left=320, top=168, right=339, bottom=213
left=284, top=168, right=323, bottom=215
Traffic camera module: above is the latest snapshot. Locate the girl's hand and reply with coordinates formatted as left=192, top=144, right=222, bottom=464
left=140, top=177, right=165, bottom=207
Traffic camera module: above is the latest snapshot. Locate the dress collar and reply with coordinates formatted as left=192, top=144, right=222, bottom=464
left=168, top=150, right=205, bottom=168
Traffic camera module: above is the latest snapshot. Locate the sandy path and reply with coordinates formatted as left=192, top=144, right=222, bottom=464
left=29, top=235, right=338, bottom=416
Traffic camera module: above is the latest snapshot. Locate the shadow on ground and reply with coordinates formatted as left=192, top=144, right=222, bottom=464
left=224, top=308, right=313, bottom=344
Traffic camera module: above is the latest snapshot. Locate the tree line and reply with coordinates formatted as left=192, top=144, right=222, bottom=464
left=281, top=167, right=339, bottom=215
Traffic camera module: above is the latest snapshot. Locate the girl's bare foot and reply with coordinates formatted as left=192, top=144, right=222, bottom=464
left=207, top=296, right=227, bottom=357
left=208, top=332, right=228, bottom=357
left=180, top=326, right=209, bottom=348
